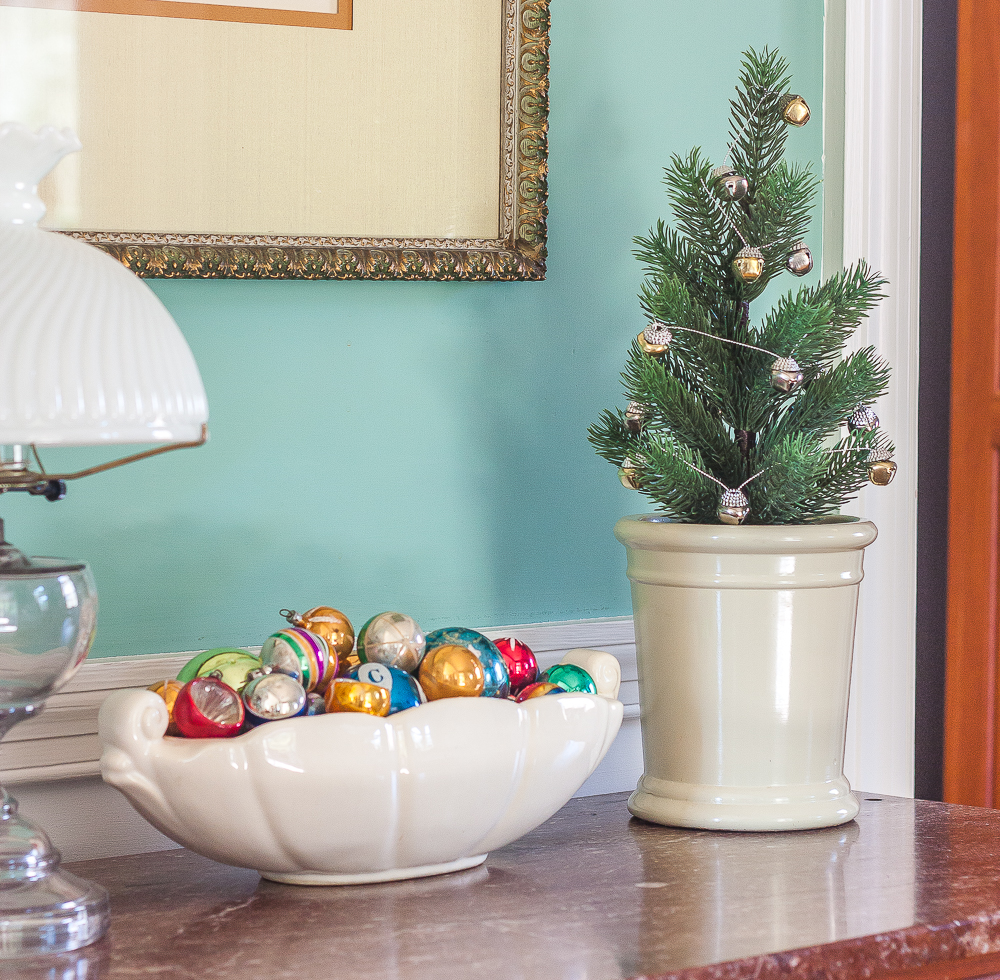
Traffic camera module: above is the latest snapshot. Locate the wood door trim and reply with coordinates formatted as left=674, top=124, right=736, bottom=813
left=943, top=0, right=1000, bottom=805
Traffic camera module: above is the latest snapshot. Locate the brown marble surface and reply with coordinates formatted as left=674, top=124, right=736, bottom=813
left=11, top=792, right=1000, bottom=980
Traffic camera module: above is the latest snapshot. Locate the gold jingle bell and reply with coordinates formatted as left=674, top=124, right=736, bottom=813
left=779, top=93, right=811, bottom=127
left=711, top=165, right=749, bottom=202
left=847, top=404, right=880, bottom=432
left=618, top=457, right=641, bottom=490
left=418, top=644, right=485, bottom=700
left=732, top=246, right=764, bottom=283
left=324, top=678, right=391, bottom=716
left=771, top=355, right=804, bottom=392
left=718, top=488, right=750, bottom=526
left=638, top=320, right=673, bottom=356
left=785, top=241, right=813, bottom=277
left=868, top=458, right=897, bottom=487
left=283, top=606, right=355, bottom=661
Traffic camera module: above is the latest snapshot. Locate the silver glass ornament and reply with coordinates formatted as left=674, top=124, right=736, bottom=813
left=786, top=241, right=813, bottom=276
left=243, top=671, right=307, bottom=724
left=771, top=356, right=804, bottom=392
left=847, top=404, right=880, bottom=432
left=718, top=488, right=750, bottom=525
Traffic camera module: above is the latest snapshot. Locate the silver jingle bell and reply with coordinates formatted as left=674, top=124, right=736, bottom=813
left=718, top=488, right=750, bottom=526
left=711, top=165, right=748, bottom=201
left=625, top=401, right=648, bottom=433
left=847, top=404, right=880, bottom=432
left=771, top=355, right=804, bottom=392
left=786, top=241, right=813, bottom=277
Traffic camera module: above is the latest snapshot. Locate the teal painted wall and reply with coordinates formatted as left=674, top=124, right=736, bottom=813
left=6, top=0, right=826, bottom=659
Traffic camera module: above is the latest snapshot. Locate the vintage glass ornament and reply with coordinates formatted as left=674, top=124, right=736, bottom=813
left=348, top=661, right=422, bottom=714
left=196, top=650, right=262, bottom=693
left=173, top=677, right=244, bottom=738
left=543, top=663, right=597, bottom=695
left=785, top=241, right=813, bottom=276
left=305, top=692, right=326, bottom=715
left=779, top=93, right=811, bottom=127
left=260, top=627, right=331, bottom=692
left=148, top=679, right=184, bottom=736
left=324, top=678, right=391, bottom=717
left=618, top=458, right=641, bottom=490
left=625, top=401, right=648, bottom=433
left=281, top=606, right=355, bottom=663
left=177, top=647, right=252, bottom=684
left=337, top=651, right=362, bottom=677
left=358, top=611, right=426, bottom=673
left=493, top=637, right=538, bottom=693
left=638, top=320, right=673, bottom=356
left=848, top=404, right=880, bottom=432
left=771, top=356, right=804, bottom=392
left=515, top=681, right=562, bottom=702
left=732, top=246, right=764, bottom=283
left=418, top=644, right=485, bottom=700
left=711, top=164, right=749, bottom=201
left=242, top=672, right=307, bottom=725
left=718, top=488, right=751, bottom=526
left=868, top=457, right=897, bottom=486
left=424, top=627, right=510, bottom=697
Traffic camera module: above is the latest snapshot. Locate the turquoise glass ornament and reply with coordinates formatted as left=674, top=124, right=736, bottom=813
left=543, top=663, right=597, bottom=695
left=424, top=627, right=510, bottom=698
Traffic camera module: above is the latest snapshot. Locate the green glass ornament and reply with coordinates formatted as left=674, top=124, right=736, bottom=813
left=543, top=663, right=597, bottom=695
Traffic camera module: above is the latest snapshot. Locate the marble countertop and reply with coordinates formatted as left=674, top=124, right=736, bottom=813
left=12, top=792, right=1000, bottom=980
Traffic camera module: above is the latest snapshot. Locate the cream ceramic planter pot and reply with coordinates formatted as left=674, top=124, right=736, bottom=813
left=615, top=515, right=878, bottom=832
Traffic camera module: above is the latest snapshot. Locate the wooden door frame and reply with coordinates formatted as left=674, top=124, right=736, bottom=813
left=942, top=0, right=1000, bottom=806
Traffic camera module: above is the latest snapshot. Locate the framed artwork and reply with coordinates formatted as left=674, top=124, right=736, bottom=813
left=0, top=0, right=548, bottom=280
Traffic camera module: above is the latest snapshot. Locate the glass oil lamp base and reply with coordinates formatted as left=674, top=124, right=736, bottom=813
left=0, top=790, right=109, bottom=957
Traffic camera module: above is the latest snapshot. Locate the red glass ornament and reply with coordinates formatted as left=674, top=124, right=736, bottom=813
left=515, top=681, right=561, bottom=703
left=173, top=677, right=245, bottom=738
left=494, top=637, right=538, bottom=694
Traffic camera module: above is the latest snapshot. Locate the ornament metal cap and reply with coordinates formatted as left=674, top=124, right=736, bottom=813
left=717, top=488, right=750, bottom=526
left=732, top=245, right=764, bottom=283
left=771, top=355, right=804, bottom=392
left=786, top=241, right=813, bottom=277
left=779, top=93, right=811, bottom=127
left=847, top=404, right=880, bottom=432
left=711, top=165, right=736, bottom=180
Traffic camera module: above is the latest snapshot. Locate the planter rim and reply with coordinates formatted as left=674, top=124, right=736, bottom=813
left=614, top=514, right=877, bottom=555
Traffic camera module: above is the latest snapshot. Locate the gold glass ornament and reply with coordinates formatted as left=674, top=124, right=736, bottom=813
left=771, top=355, right=804, bottom=392
left=418, top=644, right=485, bottom=700
left=282, top=606, right=355, bottom=661
left=148, top=679, right=185, bottom=736
left=868, top=459, right=897, bottom=486
left=779, top=94, right=811, bottom=127
left=732, top=246, right=764, bottom=283
left=711, top=164, right=749, bottom=201
left=638, top=320, right=673, bottom=356
left=618, top=459, right=640, bottom=490
left=718, top=488, right=750, bottom=526
left=785, top=241, right=813, bottom=277
left=324, top=679, right=391, bottom=716
left=337, top=652, right=362, bottom=677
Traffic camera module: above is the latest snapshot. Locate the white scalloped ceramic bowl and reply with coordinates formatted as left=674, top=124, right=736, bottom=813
left=97, top=651, right=623, bottom=885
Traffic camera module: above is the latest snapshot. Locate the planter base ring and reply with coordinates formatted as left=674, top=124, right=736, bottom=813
left=628, top=776, right=860, bottom=832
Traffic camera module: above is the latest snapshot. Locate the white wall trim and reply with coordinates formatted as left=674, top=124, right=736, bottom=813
left=1, top=618, right=640, bottom=787
left=836, top=1, right=921, bottom=797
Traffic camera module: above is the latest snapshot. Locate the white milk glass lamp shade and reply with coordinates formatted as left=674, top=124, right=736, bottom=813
left=0, top=122, right=208, bottom=446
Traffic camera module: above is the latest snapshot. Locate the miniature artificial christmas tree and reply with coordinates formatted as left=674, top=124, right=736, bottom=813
left=589, top=48, right=895, bottom=526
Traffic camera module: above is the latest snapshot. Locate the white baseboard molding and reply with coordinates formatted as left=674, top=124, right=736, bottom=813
left=1, top=617, right=640, bottom=786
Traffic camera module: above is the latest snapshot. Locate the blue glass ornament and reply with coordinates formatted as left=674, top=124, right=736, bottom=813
left=348, top=662, right=422, bottom=714
left=424, top=628, right=510, bottom=698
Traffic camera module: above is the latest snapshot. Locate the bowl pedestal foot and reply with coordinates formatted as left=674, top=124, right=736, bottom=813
left=259, top=853, right=488, bottom=886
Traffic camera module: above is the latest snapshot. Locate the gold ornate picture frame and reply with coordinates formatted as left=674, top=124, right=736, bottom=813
left=0, top=0, right=549, bottom=280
